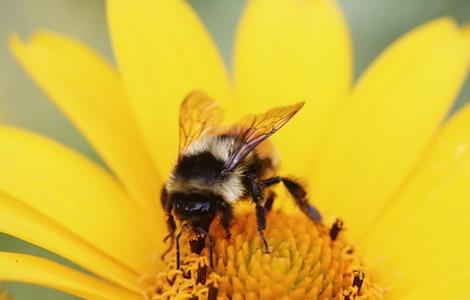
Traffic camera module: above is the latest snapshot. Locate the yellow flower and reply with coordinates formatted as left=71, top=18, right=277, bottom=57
left=1, top=0, right=470, bottom=299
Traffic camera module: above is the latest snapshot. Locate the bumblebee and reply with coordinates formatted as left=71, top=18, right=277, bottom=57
left=161, top=91, right=321, bottom=268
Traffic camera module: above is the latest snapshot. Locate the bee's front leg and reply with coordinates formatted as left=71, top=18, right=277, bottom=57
left=161, top=187, right=176, bottom=261
left=219, top=202, right=233, bottom=240
left=248, top=174, right=270, bottom=253
left=195, top=226, right=215, bottom=269
left=175, top=226, right=185, bottom=270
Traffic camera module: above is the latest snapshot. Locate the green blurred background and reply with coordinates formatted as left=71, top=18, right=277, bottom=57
left=0, top=0, right=469, bottom=299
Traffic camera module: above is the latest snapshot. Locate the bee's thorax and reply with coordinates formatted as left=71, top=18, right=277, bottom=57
left=167, top=135, right=247, bottom=204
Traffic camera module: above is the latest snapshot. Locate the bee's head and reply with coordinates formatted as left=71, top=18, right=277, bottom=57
left=170, top=192, right=218, bottom=231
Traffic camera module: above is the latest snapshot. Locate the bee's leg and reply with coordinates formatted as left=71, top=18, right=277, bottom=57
left=208, top=234, right=215, bottom=269
left=264, top=190, right=276, bottom=212
left=175, top=227, right=185, bottom=270
left=161, top=187, right=176, bottom=240
left=160, top=187, right=177, bottom=261
left=195, top=227, right=215, bottom=269
left=219, top=202, right=233, bottom=240
left=259, top=177, right=281, bottom=212
left=260, top=176, right=281, bottom=188
left=161, top=213, right=176, bottom=260
left=255, top=204, right=270, bottom=253
left=161, top=225, right=175, bottom=261
left=260, top=176, right=322, bottom=222
left=248, top=175, right=271, bottom=253
left=281, top=177, right=322, bottom=222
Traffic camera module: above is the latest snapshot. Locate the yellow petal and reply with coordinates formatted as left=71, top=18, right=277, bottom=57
left=0, top=190, right=139, bottom=292
left=400, top=271, right=470, bottom=299
left=361, top=103, right=470, bottom=296
left=310, top=18, right=470, bottom=238
left=0, top=126, right=160, bottom=274
left=233, top=0, right=352, bottom=175
left=0, top=252, right=141, bottom=300
left=9, top=31, right=161, bottom=217
left=107, top=0, right=231, bottom=177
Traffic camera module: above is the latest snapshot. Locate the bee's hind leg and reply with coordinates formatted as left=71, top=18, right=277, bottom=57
left=259, top=177, right=281, bottom=212
left=257, top=176, right=280, bottom=213
left=264, top=190, right=276, bottom=212
left=281, top=177, right=322, bottom=223
left=258, top=176, right=322, bottom=222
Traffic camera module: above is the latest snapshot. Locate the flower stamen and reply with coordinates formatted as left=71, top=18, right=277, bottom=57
left=329, top=218, right=345, bottom=241
left=353, top=268, right=365, bottom=292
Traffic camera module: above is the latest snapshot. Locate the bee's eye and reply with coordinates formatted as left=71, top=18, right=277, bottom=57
left=174, top=198, right=212, bottom=215
left=171, top=192, right=218, bottom=217
left=192, top=201, right=211, bottom=212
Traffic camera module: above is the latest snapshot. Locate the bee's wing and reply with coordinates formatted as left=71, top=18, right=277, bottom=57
left=178, top=91, right=224, bottom=156
left=222, top=102, right=305, bottom=174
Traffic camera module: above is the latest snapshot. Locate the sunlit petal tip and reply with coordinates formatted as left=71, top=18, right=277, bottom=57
left=23, top=29, right=50, bottom=41
left=417, top=16, right=457, bottom=33
left=8, top=33, right=23, bottom=52
left=427, top=16, right=456, bottom=28
left=461, top=24, right=470, bottom=45
left=9, top=30, right=48, bottom=49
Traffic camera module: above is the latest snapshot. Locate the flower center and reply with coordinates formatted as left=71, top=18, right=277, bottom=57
left=143, top=211, right=384, bottom=299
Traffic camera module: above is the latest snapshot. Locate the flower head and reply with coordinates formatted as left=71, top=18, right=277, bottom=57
left=144, top=212, right=383, bottom=300
left=1, top=0, right=470, bottom=299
